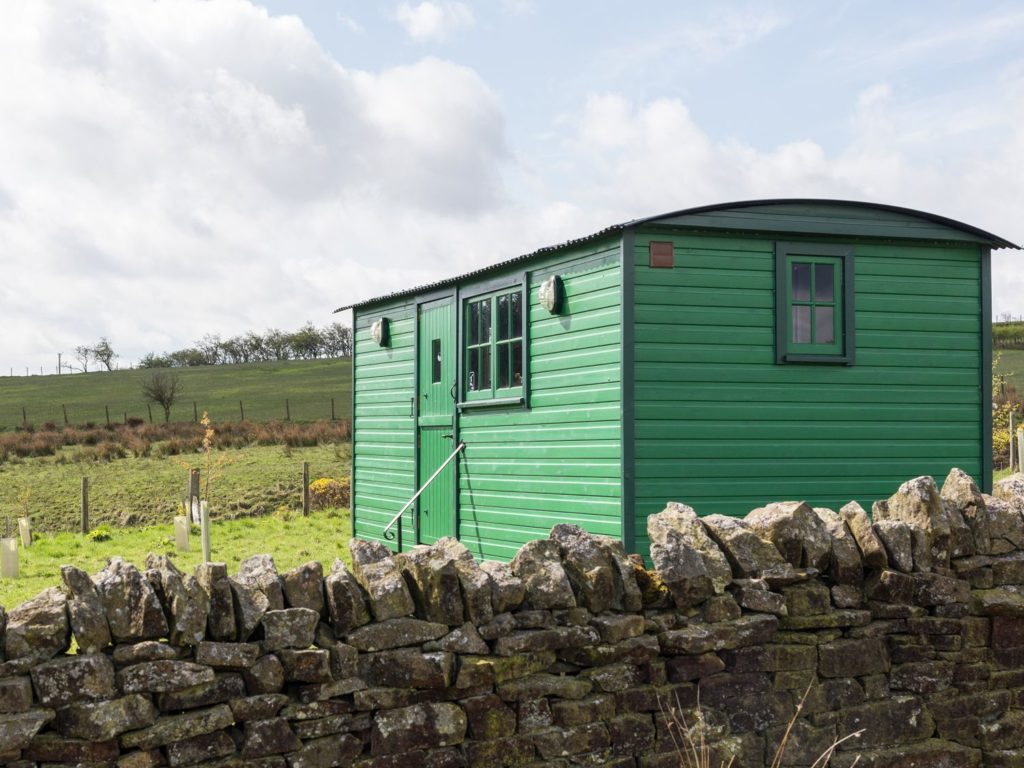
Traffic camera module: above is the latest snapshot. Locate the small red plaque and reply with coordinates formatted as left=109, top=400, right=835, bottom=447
left=649, top=241, right=674, bottom=268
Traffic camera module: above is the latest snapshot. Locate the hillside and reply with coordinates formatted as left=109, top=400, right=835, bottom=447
left=0, top=358, right=351, bottom=429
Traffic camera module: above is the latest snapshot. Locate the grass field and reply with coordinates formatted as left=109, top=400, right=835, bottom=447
left=0, top=358, right=351, bottom=429
left=0, top=509, right=354, bottom=608
left=996, top=350, right=1024, bottom=397
left=0, top=442, right=350, bottom=533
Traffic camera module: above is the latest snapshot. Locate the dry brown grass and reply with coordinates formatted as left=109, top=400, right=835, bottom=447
left=0, top=419, right=351, bottom=464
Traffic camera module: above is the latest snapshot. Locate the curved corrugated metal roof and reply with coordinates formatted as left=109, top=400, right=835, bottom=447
left=335, top=198, right=1019, bottom=311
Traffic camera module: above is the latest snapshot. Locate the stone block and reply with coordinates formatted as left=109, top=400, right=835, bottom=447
left=56, top=694, right=156, bottom=741
left=195, top=562, right=237, bottom=642
left=24, top=732, right=120, bottom=762
left=282, top=561, right=326, bottom=616
left=144, top=554, right=209, bottom=648
left=461, top=693, right=517, bottom=740
left=119, top=704, right=233, bottom=750
left=166, top=729, right=236, bottom=766
left=324, top=558, right=372, bottom=634
left=241, top=717, right=302, bottom=758
left=370, top=702, right=467, bottom=756
left=0, top=709, right=55, bottom=753
left=496, top=673, right=592, bottom=702
left=244, top=654, right=286, bottom=694
left=4, top=587, right=69, bottom=661
left=818, top=638, right=889, bottom=678
left=0, top=677, right=32, bottom=714
left=278, top=648, right=333, bottom=683
left=156, top=672, right=247, bottom=711
left=196, top=641, right=261, bottom=669
left=345, top=616, right=448, bottom=652
left=358, top=648, right=454, bottom=688
left=117, top=660, right=215, bottom=694
left=60, top=564, right=113, bottom=653
left=286, top=733, right=363, bottom=768
left=30, top=652, right=115, bottom=708
left=262, top=607, right=320, bottom=651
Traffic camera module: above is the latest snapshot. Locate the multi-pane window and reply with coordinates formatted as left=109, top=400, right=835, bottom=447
left=775, top=243, right=854, bottom=364
left=465, top=288, right=524, bottom=399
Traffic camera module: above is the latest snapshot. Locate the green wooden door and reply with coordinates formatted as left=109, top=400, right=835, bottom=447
left=417, top=299, right=456, bottom=544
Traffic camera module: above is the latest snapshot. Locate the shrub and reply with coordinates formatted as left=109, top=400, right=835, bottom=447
left=308, top=477, right=351, bottom=510
left=86, top=525, right=112, bottom=542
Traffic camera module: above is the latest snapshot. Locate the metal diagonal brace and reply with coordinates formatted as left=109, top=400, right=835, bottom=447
left=382, top=441, right=465, bottom=545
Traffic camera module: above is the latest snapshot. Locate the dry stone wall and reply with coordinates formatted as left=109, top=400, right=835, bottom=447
left=4, top=469, right=1024, bottom=767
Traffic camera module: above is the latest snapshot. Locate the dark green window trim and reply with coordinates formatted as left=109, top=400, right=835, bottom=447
left=462, top=285, right=526, bottom=403
left=775, top=242, right=855, bottom=365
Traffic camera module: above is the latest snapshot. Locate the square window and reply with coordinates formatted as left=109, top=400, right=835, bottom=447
left=775, top=242, right=854, bottom=364
left=463, top=286, right=525, bottom=401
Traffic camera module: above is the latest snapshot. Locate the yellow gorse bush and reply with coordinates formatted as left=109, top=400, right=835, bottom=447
left=308, top=477, right=351, bottom=510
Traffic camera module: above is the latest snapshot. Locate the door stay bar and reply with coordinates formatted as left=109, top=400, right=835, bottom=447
left=382, top=441, right=465, bottom=547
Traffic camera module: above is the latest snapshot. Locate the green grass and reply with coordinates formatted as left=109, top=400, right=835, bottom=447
left=995, top=350, right=1024, bottom=396
left=0, top=443, right=350, bottom=533
left=0, top=509, right=354, bottom=608
left=0, top=358, right=351, bottom=430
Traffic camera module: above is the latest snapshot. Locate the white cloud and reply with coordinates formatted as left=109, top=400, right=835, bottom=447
left=394, top=2, right=475, bottom=43
left=336, top=13, right=364, bottom=34
left=0, top=0, right=508, bottom=368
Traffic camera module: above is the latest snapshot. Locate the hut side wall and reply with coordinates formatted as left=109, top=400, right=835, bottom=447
left=352, top=298, right=417, bottom=544
left=630, top=228, right=983, bottom=555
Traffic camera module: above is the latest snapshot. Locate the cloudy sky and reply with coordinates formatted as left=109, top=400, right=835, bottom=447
left=2, top=0, right=1023, bottom=372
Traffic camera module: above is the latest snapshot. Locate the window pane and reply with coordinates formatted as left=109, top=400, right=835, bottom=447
left=431, top=339, right=441, bottom=384
left=480, top=298, right=491, bottom=342
left=791, top=263, right=810, bottom=301
left=497, top=294, right=509, bottom=341
left=511, top=291, right=522, bottom=338
left=468, top=302, right=480, bottom=345
left=497, top=343, right=509, bottom=388
left=815, top=307, right=835, bottom=344
left=815, top=263, right=834, bottom=302
left=792, top=306, right=810, bottom=343
left=479, top=345, right=491, bottom=390
left=511, top=340, right=522, bottom=386
left=467, top=348, right=479, bottom=391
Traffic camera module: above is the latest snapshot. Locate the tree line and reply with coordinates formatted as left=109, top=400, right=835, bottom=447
left=138, top=322, right=353, bottom=368
left=69, top=322, right=353, bottom=373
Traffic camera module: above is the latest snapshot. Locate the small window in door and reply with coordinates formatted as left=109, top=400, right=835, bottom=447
left=431, top=339, right=442, bottom=383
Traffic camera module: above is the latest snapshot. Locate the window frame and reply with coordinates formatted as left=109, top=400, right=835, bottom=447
left=460, top=282, right=527, bottom=406
left=775, top=242, right=855, bottom=365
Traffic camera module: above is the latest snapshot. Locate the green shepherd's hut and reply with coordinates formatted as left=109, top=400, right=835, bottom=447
left=338, top=199, right=1019, bottom=561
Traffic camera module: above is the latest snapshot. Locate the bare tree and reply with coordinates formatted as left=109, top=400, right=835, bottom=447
left=73, top=345, right=91, bottom=372
left=141, top=371, right=181, bottom=423
left=93, top=338, right=118, bottom=371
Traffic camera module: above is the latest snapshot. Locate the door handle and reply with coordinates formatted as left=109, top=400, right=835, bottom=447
left=450, top=382, right=457, bottom=402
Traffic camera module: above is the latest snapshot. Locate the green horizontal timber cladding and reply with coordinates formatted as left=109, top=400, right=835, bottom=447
left=631, top=228, right=984, bottom=556
left=458, top=239, right=623, bottom=561
left=352, top=301, right=417, bottom=547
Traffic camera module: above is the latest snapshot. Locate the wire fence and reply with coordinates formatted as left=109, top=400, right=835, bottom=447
left=0, top=396, right=351, bottom=431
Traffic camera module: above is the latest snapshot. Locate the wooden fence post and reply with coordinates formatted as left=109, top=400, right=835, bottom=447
left=62, top=404, right=69, bottom=425
left=331, top=398, right=336, bottom=421
left=21, top=407, right=26, bottom=426
left=1012, top=412, right=1016, bottom=472
left=81, top=477, right=90, bottom=534
left=188, top=469, right=200, bottom=523
left=193, top=402, right=199, bottom=422
left=200, top=501, right=211, bottom=563
left=302, top=461, right=310, bottom=516
left=285, top=399, right=291, bottom=421
left=147, top=404, right=153, bottom=423
left=105, top=405, right=110, bottom=425
left=0, top=536, right=17, bottom=579
left=239, top=401, right=245, bottom=421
